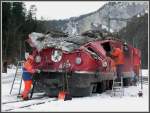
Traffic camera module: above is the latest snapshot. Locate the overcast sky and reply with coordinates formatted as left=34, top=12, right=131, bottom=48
left=24, top=1, right=108, bottom=20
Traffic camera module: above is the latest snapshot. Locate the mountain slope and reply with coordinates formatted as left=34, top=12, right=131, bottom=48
left=64, top=1, right=148, bottom=35
left=41, top=1, right=148, bottom=68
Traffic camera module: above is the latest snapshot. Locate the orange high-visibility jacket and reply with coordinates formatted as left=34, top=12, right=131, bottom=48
left=111, top=48, right=124, bottom=65
left=23, top=59, right=35, bottom=74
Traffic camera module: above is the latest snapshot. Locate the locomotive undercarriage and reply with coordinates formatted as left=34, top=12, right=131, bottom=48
left=33, top=71, right=135, bottom=97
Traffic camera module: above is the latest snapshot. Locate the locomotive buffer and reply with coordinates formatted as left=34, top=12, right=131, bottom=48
left=111, top=76, right=124, bottom=97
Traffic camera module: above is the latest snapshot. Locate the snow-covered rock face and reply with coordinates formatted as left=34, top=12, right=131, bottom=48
left=65, top=20, right=78, bottom=36
left=28, top=30, right=103, bottom=52
left=65, top=1, right=148, bottom=35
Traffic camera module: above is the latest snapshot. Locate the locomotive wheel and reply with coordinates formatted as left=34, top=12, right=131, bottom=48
left=106, top=80, right=112, bottom=90
left=96, top=81, right=106, bottom=93
left=123, top=78, right=131, bottom=86
left=108, top=80, right=113, bottom=90
left=123, top=78, right=127, bottom=86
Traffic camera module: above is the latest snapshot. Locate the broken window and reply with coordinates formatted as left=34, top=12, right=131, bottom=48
left=86, top=47, right=99, bottom=60
left=101, top=42, right=111, bottom=52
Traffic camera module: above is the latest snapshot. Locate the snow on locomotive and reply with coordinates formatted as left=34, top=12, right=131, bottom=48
left=25, top=32, right=141, bottom=97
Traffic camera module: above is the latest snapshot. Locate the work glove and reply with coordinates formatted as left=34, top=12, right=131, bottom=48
left=35, top=69, right=41, bottom=73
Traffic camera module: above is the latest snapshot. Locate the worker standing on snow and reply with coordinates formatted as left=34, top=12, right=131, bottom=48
left=109, top=46, right=125, bottom=81
left=21, top=55, right=36, bottom=100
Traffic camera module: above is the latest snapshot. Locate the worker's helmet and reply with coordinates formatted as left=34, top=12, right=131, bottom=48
left=123, top=42, right=127, bottom=46
left=123, top=42, right=129, bottom=52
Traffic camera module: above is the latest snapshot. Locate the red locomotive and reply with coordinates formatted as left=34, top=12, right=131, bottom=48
left=25, top=32, right=141, bottom=97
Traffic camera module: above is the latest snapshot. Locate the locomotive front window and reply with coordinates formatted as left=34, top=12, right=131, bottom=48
left=87, top=47, right=95, bottom=53
left=87, top=47, right=99, bottom=60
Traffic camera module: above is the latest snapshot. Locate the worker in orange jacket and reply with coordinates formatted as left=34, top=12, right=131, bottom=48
left=110, top=47, right=125, bottom=80
left=21, top=55, right=36, bottom=100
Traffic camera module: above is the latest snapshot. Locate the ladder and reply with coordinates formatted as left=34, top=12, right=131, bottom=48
left=9, top=61, right=24, bottom=95
left=111, top=76, right=124, bottom=97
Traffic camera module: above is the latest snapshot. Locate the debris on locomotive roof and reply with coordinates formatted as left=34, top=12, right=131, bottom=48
left=46, top=30, right=68, bottom=38
left=27, top=30, right=118, bottom=52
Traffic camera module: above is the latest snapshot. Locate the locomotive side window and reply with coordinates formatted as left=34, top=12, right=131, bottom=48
left=101, top=42, right=111, bottom=53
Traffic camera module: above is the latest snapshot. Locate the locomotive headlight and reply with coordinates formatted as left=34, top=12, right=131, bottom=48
left=35, top=55, right=41, bottom=63
left=102, top=61, right=107, bottom=67
left=75, top=57, right=82, bottom=65
left=51, top=50, right=62, bottom=62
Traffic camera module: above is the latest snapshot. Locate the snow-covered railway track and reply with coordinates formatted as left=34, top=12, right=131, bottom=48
left=2, top=95, right=48, bottom=104
left=2, top=97, right=57, bottom=111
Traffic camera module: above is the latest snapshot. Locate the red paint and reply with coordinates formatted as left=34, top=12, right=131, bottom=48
left=29, top=39, right=141, bottom=77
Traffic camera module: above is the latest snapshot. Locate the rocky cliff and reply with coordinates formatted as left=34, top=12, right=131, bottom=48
left=64, top=1, right=148, bottom=35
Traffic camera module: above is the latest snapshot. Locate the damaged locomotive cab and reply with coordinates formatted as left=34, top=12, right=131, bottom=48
left=26, top=32, right=141, bottom=97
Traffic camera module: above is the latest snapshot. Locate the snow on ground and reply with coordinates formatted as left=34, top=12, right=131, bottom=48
left=142, top=69, right=149, bottom=77
left=1, top=69, right=149, bottom=112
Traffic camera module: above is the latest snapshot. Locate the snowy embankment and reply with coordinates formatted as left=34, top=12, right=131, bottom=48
left=1, top=69, right=149, bottom=112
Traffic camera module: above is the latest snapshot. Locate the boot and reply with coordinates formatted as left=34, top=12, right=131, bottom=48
left=21, top=80, right=32, bottom=100
left=21, top=91, right=29, bottom=100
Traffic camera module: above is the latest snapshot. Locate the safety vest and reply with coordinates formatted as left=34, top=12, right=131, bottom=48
left=111, top=48, right=124, bottom=65
left=23, top=59, right=35, bottom=74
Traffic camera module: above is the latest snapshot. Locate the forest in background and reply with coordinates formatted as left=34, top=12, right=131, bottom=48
left=118, top=14, right=148, bottom=69
left=2, top=2, right=46, bottom=64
